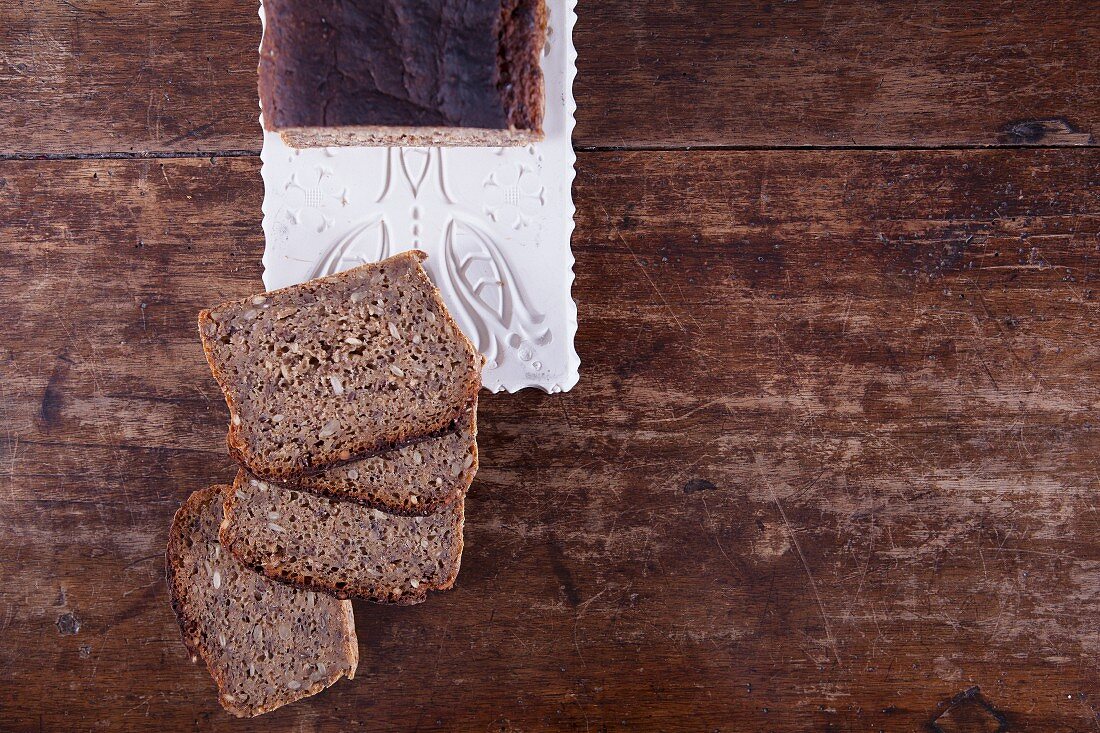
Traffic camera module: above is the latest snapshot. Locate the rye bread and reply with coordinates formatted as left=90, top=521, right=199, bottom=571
left=198, top=250, right=483, bottom=482
left=284, top=403, right=477, bottom=516
left=165, top=486, right=358, bottom=717
left=221, top=471, right=465, bottom=604
left=260, top=0, right=547, bottom=148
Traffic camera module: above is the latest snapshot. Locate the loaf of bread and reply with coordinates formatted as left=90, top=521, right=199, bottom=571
left=221, top=471, right=464, bottom=604
left=284, top=403, right=476, bottom=516
left=166, top=486, right=358, bottom=717
left=259, top=0, right=547, bottom=147
left=198, top=250, right=483, bottom=482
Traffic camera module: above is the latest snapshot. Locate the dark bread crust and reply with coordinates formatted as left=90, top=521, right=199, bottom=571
left=259, top=0, right=546, bottom=141
left=221, top=470, right=465, bottom=604
left=166, top=486, right=359, bottom=717
left=198, top=250, right=483, bottom=482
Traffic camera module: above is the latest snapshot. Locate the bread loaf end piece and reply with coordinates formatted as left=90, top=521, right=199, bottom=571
left=259, top=0, right=547, bottom=147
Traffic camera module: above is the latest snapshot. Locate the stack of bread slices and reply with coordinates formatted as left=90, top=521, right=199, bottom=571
left=166, top=251, right=483, bottom=716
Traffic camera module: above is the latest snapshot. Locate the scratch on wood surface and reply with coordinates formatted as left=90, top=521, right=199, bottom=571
left=642, top=397, right=727, bottom=424
left=59, top=0, right=109, bottom=18
left=980, top=263, right=1064, bottom=271
left=120, top=553, right=162, bottom=573
left=572, top=587, right=636, bottom=668
left=4, top=434, right=21, bottom=500
left=971, top=288, right=1046, bottom=389
left=853, top=508, right=875, bottom=600
left=670, top=277, right=703, bottom=329
left=615, top=230, right=686, bottom=333
left=840, top=295, right=853, bottom=337
left=121, top=578, right=159, bottom=598
left=88, top=624, right=113, bottom=682
left=755, top=454, right=842, bottom=666
left=665, top=447, right=721, bottom=492
left=987, top=546, right=1074, bottom=559
left=0, top=603, right=15, bottom=635
left=556, top=396, right=574, bottom=432
left=699, top=496, right=744, bottom=580
left=146, top=91, right=155, bottom=142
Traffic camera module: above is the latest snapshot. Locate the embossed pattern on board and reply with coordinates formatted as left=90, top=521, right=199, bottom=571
left=260, top=1, right=579, bottom=394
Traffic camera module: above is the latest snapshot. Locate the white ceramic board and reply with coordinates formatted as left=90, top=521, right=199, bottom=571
left=259, top=1, right=579, bottom=393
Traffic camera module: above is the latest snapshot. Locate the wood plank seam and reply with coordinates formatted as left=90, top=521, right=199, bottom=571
left=1, top=141, right=1099, bottom=162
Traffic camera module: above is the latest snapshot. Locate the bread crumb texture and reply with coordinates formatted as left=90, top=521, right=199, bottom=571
left=288, top=403, right=477, bottom=515
left=198, top=251, right=482, bottom=480
left=222, top=472, right=464, bottom=604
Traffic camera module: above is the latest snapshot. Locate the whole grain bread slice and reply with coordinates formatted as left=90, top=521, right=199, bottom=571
left=283, top=402, right=477, bottom=516
left=221, top=471, right=464, bottom=604
left=166, top=486, right=358, bottom=717
left=198, top=250, right=483, bottom=482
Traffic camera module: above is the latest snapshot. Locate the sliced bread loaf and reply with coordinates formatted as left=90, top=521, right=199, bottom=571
left=285, top=403, right=477, bottom=515
left=221, top=471, right=464, bottom=604
left=198, top=250, right=483, bottom=481
left=166, top=486, right=358, bottom=717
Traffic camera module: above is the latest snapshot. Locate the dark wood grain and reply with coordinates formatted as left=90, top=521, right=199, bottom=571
left=1, top=149, right=1098, bottom=730
left=0, top=0, right=260, bottom=155
left=576, top=0, right=1100, bottom=148
left=2, top=1, right=1098, bottom=154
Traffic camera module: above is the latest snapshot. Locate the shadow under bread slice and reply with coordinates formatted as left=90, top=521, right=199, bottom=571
left=166, top=486, right=358, bottom=718
left=282, top=403, right=477, bottom=516
left=198, top=250, right=483, bottom=482
left=220, top=470, right=464, bottom=604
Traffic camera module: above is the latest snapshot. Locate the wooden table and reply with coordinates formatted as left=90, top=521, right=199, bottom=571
left=2, top=2, right=1098, bottom=730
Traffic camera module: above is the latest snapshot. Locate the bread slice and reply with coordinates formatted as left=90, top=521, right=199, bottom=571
left=166, top=486, right=358, bottom=717
left=221, top=471, right=464, bottom=604
left=285, top=403, right=477, bottom=516
left=198, top=250, right=483, bottom=482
